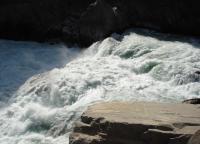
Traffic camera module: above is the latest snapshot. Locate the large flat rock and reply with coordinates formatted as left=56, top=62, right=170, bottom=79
left=70, top=102, right=200, bottom=144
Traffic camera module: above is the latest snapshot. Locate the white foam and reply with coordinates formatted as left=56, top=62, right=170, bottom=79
left=0, top=31, right=200, bottom=144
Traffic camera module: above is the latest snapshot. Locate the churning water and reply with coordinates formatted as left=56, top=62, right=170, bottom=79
left=0, top=30, right=200, bottom=144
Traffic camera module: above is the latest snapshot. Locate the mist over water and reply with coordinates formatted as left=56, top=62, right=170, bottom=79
left=0, top=30, right=200, bottom=144
left=0, top=40, right=80, bottom=104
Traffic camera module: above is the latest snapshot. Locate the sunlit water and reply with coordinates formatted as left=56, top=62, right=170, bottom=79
left=0, top=30, right=200, bottom=144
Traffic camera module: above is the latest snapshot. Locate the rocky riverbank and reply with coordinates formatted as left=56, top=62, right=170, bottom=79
left=1, top=0, right=200, bottom=46
left=69, top=102, right=200, bottom=144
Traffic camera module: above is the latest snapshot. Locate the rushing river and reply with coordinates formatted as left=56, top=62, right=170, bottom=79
left=0, top=29, right=200, bottom=144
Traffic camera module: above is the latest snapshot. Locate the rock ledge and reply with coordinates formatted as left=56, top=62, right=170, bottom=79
left=70, top=102, right=200, bottom=144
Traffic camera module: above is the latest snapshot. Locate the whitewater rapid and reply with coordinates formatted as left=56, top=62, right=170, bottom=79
left=0, top=30, right=200, bottom=144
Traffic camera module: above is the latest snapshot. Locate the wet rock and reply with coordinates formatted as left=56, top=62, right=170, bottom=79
left=195, top=71, right=200, bottom=75
left=183, top=98, right=200, bottom=105
left=70, top=102, right=200, bottom=144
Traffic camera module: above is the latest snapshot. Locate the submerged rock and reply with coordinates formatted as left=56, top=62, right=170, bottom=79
left=1, top=0, right=200, bottom=46
left=70, top=102, right=200, bottom=144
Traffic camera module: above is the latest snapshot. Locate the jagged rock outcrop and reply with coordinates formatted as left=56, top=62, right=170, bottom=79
left=1, top=0, right=200, bottom=46
left=69, top=102, right=200, bottom=144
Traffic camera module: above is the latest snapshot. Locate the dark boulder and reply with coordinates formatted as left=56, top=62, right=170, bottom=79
left=79, top=0, right=118, bottom=45
left=183, top=98, right=200, bottom=105
left=1, top=0, right=200, bottom=46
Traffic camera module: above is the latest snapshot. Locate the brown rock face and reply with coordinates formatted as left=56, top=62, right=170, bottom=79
left=69, top=102, right=200, bottom=144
